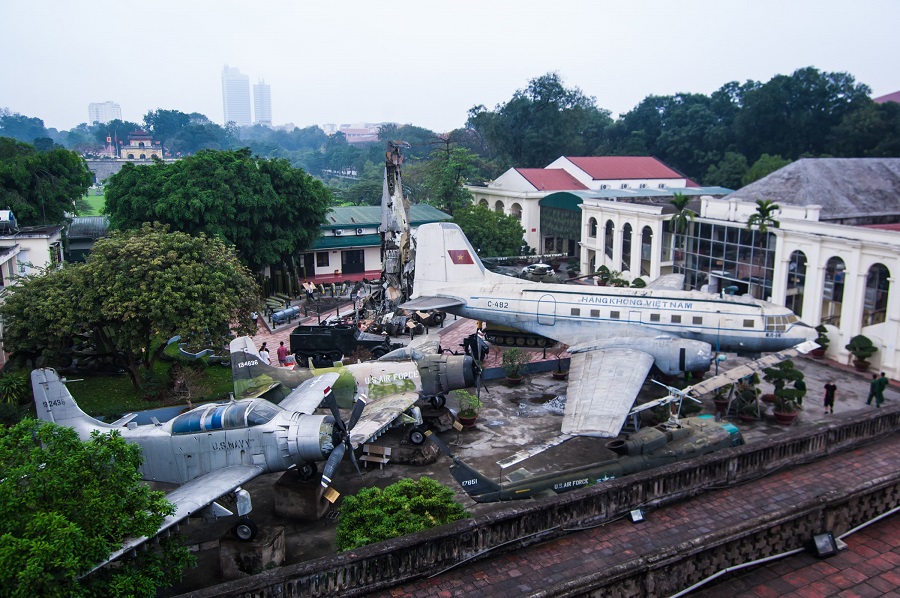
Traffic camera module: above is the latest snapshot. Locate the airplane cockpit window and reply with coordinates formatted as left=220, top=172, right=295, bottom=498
left=246, top=400, right=282, bottom=426
left=765, top=316, right=787, bottom=332
left=172, top=399, right=281, bottom=434
left=378, top=347, right=423, bottom=362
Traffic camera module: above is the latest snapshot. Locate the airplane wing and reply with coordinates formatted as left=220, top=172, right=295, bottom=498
left=87, top=464, right=263, bottom=574
left=644, top=273, right=685, bottom=290
left=561, top=348, right=655, bottom=437
left=685, top=340, right=819, bottom=398
left=348, top=391, right=419, bottom=448
left=400, top=296, right=465, bottom=310
left=279, top=373, right=340, bottom=414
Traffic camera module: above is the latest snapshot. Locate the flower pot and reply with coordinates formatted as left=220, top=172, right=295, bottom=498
left=738, top=414, right=756, bottom=423
left=773, top=411, right=798, bottom=426
left=853, top=359, right=870, bottom=372
left=810, top=347, right=826, bottom=359
left=457, top=414, right=478, bottom=428
left=713, top=399, right=729, bottom=414
left=505, top=375, right=523, bottom=386
left=760, top=393, right=777, bottom=405
left=551, top=370, right=568, bottom=380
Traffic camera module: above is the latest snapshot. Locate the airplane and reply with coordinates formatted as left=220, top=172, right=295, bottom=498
left=427, top=414, right=744, bottom=502
left=32, top=367, right=370, bottom=571
left=228, top=337, right=478, bottom=445
left=403, top=222, right=818, bottom=438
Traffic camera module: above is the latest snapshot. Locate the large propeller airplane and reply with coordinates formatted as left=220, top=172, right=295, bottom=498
left=403, top=222, right=818, bottom=439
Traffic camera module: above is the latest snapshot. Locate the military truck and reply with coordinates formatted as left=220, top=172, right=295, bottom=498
left=289, top=324, right=402, bottom=367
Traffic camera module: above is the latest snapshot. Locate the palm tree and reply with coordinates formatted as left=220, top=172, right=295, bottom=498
left=668, top=192, right=694, bottom=234
left=746, top=199, right=781, bottom=233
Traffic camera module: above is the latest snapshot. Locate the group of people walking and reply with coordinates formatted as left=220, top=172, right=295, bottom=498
left=256, top=341, right=291, bottom=367
left=867, top=372, right=890, bottom=407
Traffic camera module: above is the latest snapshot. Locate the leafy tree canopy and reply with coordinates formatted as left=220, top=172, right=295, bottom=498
left=0, top=224, right=260, bottom=388
left=422, top=146, right=478, bottom=215
left=335, top=477, right=468, bottom=551
left=104, top=148, right=331, bottom=271
left=452, top=204, right=525, bottom=257
left=0, top=418, right=194, bottom=596
left=0, top=137, right=93, bottom=225
left=743, top=154, right=792, bottom=186
left=0, top=109, right=49, bottom=143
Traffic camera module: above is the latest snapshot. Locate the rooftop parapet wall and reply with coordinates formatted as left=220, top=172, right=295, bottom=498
left=179, top=406, right=900, bottom=598
left=702, top=197, right=821, bottom=223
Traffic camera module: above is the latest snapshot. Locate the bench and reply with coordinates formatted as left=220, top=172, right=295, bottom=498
left=359, top=444, right=391, bottom=471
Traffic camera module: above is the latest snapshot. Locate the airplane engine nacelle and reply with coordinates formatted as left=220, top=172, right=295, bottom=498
left=650, top=338, right=713, bottom=376
left=419, top=355, right=476, bottom=396
left=287, top=414, right=336, bottom=463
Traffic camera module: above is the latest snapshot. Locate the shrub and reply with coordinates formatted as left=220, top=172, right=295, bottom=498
left=0, top=371, right=29, bottom=405
left=335, top=477, right=469, bottom=551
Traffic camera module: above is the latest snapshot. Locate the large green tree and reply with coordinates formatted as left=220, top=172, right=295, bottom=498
left=0, top=137, right=93, bottom=225
left=422, top=145, right=477, bottom=215
left=0, top=109, right=49, bottom=143
left=0, top=224, right=260, bottom=388
left=452, top=204, right=525, bottom=257
left=0, top=418, right=194, bottom=596
left=104, top=148, right=331, bottom=271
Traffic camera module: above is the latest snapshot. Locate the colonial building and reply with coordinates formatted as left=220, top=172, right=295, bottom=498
left=579, top=158, right=900, bottom=377
left=119, top=130, right=163, bottom=160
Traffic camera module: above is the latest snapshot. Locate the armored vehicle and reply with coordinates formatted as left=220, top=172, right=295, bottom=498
left=290, top=324, right=401, bottom=367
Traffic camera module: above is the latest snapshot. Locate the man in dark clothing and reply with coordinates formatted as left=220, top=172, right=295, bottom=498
left=866, top=374, right=879, bottom=406
left=824, top=381, right=837, bottom=414
left=873, top=372, right=889, bottom=407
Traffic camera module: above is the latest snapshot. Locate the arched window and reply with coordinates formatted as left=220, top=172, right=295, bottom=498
left=139, top=154, right=146, bottom=159
left=510, top=203, right=522, bottom=221
left=786, top=250, right=807, bottom=318
left=138, top=141, right=145, bottom=148
left=604, top=220, right=614, bottom=259
left=478, top=199, right=488, bottom=208
left=622, top=223, right=633, bottom=273
left=821, top=257, right=845, bottom=326
left=640, top=226, right=652, bottom=277
left=494, top=200, right=504, bottom=214
left=863, top=263, right=891, bottom=327
left=127, top=153, right=134, bottom=159
left=588, top=218, right=598, bottom=238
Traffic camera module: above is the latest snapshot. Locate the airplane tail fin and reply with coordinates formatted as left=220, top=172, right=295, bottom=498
left=229, top=336, right=311, bottom=401
left=449, top=459, right=502, bottom=500
left=31, top=368, right=113, bottom=439
left=412, top=223, right=499, bottom=297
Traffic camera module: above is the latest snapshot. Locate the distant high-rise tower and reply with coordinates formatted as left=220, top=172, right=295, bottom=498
left=253, top=79, right=272, bottom=126
left=221, top=65, right=251, bottom=127
left=88, top=101, right=122, bottom=124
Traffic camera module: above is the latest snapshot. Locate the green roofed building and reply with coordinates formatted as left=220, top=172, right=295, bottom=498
left=299, top=204, right=451, bottom=281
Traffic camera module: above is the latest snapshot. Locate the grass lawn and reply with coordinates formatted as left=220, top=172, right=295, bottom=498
left=81, top=192, right=105, bottom=216
left=65, top=352, right=235, bottom=420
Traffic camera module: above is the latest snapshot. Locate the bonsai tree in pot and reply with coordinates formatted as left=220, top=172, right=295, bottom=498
left=550, top=343, right=570, bottom=379
left=811, top=325, right=830, bottom=358
left=763, top=360, right=806, bottom=425
left=501, top=347, right=530, bottom=384
left=734, top=374, right=761, bottom=421
left=845, top=334, right=877, bottom=371
left=454, top=389, right=482, bottom=428
left=596, top=265, right=611, bottom=286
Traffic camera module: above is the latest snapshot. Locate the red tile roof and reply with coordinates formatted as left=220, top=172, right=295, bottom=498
left=564, top=156, right=683, bottom=180
left=516, top=168, right=588, bottom=191
left=874, top=90, right=900, bottom=104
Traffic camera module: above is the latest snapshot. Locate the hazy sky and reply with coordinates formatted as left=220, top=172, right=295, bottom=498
left=2, top=1, right=898, bottom=133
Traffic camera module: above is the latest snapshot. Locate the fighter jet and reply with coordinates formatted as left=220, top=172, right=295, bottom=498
left=403, top=222, right=817, bottom=438
left=428, top=415, right=744, bottom=502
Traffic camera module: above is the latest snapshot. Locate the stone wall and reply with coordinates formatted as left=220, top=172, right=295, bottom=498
left=177, top=408, right=900, bottom=598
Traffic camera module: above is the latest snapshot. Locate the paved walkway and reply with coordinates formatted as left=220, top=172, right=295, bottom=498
left=371, top=432, right=900, bottom=597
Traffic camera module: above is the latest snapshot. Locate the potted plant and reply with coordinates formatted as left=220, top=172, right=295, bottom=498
left=566, top=259, right=580, bottom=278
left=734, top=375, right=760, bottom=422
left=454, top=389, right=482, bottom=428
left=763, top=360, right=806, bottom=425
left=810, top=325, right=829, bottom=358
left=712, top=387, right=730, bottom=415
left=550, top=343, right=569, bottom=379
left=845, top=334, right=877, bottom=371
left=596, top=265, right=611, bottom=286
left=501, top=347, right=530, bottom=384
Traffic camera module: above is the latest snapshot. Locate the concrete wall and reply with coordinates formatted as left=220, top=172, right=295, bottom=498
left=177, top=407, right=900, bottom=598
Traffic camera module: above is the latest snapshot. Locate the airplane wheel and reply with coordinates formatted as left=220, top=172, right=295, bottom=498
left=232, top=517, right=258, bottom=542
left=299, top=462, right=317, bottom=480
left=430, top=395, right=446, bottom=409
left=408, top=427, right=427, bottom=445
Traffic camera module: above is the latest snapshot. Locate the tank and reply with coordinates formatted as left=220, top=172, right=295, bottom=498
left=289, top=324, right=402, bottom=367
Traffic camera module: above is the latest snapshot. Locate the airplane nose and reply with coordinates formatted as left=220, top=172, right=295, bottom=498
left=795, top=322, right=818, bottom=342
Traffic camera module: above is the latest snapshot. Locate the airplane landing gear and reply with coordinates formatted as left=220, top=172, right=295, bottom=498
left=232, top=517, right=258, bottom=541
left=408, top=426, right=427, bottom=445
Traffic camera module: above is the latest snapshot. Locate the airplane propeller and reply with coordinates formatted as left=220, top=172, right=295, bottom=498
left=320, top=393, right=368, bottom=490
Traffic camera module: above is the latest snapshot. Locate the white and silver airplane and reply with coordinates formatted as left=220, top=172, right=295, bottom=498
left=403, top=222, right=817, bottom=438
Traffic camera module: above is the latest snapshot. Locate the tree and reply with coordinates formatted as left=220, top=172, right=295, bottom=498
left=0, top=137, right=93, bottom=225
left=0, top=109, right=48, bottom=143
left=831, top=101, right=900, bottom=157
left=92, top=119, right=143, bottom=148
left=743, top=154, right=791, bottom=185
left=0, top=418, right=195, bottom=596
left=104, top=148, right=331, bottom=271
left=422, top=146, right=477, bottom=215
left=0, top=224, right=260, bottom=388
left=143, top=109, right=191, bottom=144
left=746, top=199, right=780, bottom=233
left=704, top=151, right=749, bottom=189
left=452, top=204, right=525, bottom=257
left=335, top=477, right=468, bottom=551
left=467, top=72, right=611, bottom=167
left=667, top=192, right=694, bottom=235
